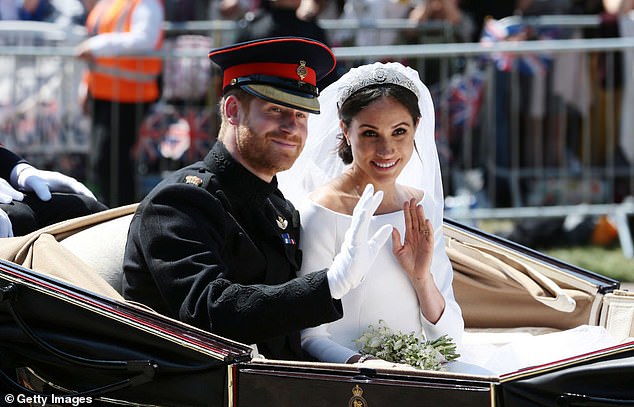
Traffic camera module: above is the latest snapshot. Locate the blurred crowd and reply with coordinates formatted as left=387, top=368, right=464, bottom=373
left=0, top=0, right=633, bottom=223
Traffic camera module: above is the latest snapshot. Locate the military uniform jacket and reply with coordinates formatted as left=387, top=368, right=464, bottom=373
left=123, top=141, right=343, bottom=360
left=0, top=146, right=26, bottom=181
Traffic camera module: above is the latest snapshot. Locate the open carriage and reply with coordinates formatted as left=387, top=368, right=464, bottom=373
left=1, top=205, right=633, bottom=406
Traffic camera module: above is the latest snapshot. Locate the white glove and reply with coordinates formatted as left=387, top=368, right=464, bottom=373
left=0, top=178, right=24, bottom=203
left=0, top=178, right=22, bottom=238
left=11, top=163, right=96, bottom=202
left=327, top=184, right=392, bottom=299
left=0, top=208, right=13, bottom=237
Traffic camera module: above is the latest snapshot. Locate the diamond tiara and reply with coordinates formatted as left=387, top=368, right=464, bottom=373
left=337, top=66, right=421, bottom=107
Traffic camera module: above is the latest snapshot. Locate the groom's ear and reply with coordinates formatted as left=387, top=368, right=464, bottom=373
left=225, top=95, right=241, bottom=126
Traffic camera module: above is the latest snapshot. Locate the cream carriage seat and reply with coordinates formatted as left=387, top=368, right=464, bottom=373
left=59, top=212, right=134, bottom=295
left=0, top=204, right=137, bottom=300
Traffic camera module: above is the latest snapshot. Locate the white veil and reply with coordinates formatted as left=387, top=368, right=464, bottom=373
left=277, top=61, right=444, bottom=216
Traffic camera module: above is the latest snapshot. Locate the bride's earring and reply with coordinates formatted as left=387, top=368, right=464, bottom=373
left=345, top=137, right=350, bottom=146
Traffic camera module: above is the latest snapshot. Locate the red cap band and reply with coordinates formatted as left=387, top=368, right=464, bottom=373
left=222, top=62, right=317, bottom=89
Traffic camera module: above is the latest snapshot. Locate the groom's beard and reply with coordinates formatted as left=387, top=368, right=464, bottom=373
left=236, top=124, right=304, bottom=174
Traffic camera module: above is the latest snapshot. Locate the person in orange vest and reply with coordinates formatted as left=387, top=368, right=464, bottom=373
left=0, top=145, right=107, bottom=237
left=75, top=0, right=164, bottom=206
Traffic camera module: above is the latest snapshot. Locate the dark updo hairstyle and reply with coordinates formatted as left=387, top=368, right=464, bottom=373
left=337, top=83, right=421, bottom=164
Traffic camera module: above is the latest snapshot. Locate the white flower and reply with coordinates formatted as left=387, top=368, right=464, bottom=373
left=368, top=336, right=382, bottom=348
left=353, top=320, right=459, bottom=371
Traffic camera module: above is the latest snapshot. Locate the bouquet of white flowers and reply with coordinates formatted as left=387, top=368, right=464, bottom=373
left=354, top=320, right=459, bottom=371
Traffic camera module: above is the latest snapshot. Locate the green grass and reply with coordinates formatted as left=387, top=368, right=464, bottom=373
left=542, top=246, right=634, bottom=283
left=477, top=220, right=634, bottom=283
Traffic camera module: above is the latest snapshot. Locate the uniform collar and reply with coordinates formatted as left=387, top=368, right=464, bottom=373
left=205, top=141, right=278, bottom=206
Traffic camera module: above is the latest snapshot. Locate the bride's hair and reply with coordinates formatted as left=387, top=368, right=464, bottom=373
left=336, top=83, right=421, bottom=164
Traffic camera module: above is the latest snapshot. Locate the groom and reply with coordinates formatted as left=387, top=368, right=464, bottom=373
left=122, top=37, right=392, bottom=360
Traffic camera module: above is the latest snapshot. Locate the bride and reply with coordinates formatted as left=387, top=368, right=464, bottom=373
left=278, top=62, right=464, bottom=365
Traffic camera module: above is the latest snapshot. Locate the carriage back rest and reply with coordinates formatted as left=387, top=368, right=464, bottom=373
left=444, top=224, right=598, bottom=331
left=59, top=213, right=134, bottom=295
left=0, top=205, right=138, bottom=300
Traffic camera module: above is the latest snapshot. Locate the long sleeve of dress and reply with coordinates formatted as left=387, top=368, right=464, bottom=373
left=298, top=200, right=358, bottom=363
left=419, top=204, right=464, bottom=345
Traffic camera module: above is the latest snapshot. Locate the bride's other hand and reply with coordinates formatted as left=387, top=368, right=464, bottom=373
left=391, top=198, right=434, bottom=283
left=392, top=198, right=445, bottom=324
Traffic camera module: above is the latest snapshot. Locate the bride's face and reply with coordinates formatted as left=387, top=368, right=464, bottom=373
left=343, top=96, right=418, bottom=185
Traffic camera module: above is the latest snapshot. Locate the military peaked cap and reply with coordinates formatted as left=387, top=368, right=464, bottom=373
left=208, top=36, right=336, bottom=114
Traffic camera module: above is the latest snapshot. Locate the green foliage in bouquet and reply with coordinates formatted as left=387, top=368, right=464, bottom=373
left=354, top=320, right=460, bottom=371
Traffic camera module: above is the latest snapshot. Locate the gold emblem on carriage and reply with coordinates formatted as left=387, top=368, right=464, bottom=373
left=296, top=60, right=307, bottom=81
left=348, top=384, right=368, bottom=407
left=276, top=216, right=288, bottom=230
left=184, top=175, right=203, bottom=187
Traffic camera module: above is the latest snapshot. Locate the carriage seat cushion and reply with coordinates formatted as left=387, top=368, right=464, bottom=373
left=59, top=214, right=134, bottom=295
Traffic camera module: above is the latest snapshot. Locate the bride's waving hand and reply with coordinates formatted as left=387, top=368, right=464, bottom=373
left=392, top=198, right=434, bottom=279
left=392, top=197, right=446, bottom=325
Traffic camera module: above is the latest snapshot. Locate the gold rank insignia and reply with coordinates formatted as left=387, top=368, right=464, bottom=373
left=276, top=216, right=288, bottom=230
left=184, top=175, right=203, bottom=187
left=348, top=385, right=368, bottom=407
left=296, top=60, right=307, bottom=81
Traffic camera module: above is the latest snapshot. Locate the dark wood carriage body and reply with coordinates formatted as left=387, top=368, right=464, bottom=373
left=1, top=217, right=633, bottom=406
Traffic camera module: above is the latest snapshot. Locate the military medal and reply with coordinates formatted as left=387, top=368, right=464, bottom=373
left=281, top=233, right=295, bottom=245
left=184, top=175, right=203, bottom=187
left=276, top=216, right=288, bottom=230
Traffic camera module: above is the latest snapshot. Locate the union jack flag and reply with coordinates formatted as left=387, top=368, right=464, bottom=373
left=431, top=66, right=486, bottom=166
left=480, top=17, right=555, bottom=77
left=432, top=67, right=485, bottom=133
left=448, top=70, right=486, bottom=129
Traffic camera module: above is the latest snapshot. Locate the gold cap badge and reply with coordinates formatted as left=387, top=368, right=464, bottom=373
left=296, top=60, right=307, bottom=81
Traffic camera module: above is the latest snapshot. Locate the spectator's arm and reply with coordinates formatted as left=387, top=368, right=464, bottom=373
left=604, top=0, right=634, bottom=14
left=79, top=0, right=164, bottom=56
left=0, top=146, right=26, bottom=182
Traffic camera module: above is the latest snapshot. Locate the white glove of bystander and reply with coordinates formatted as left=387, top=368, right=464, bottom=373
left=327, top=184, right=392, bottom=299
left=0, top=208, right=13, bottom=237
left=0, top=178, right=23, bottom=238
left=0, top=177, right=24, bottom=204
left=11, top=163, right=96, bottom=202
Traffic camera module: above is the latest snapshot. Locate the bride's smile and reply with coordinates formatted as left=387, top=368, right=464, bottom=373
left=372, top=159, right=399, bottom=169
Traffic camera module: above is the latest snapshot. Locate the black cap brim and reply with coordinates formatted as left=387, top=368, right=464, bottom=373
left=242, top=83, right=320, bottom=114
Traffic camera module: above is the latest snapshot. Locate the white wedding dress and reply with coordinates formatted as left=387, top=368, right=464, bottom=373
left=298, top=191, right=621, bottom=373
left=298, top=192, right=464, bottom=364
left=279, top=62, right=620, bottom=374
left=276, top=62, right=465, bottom=365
